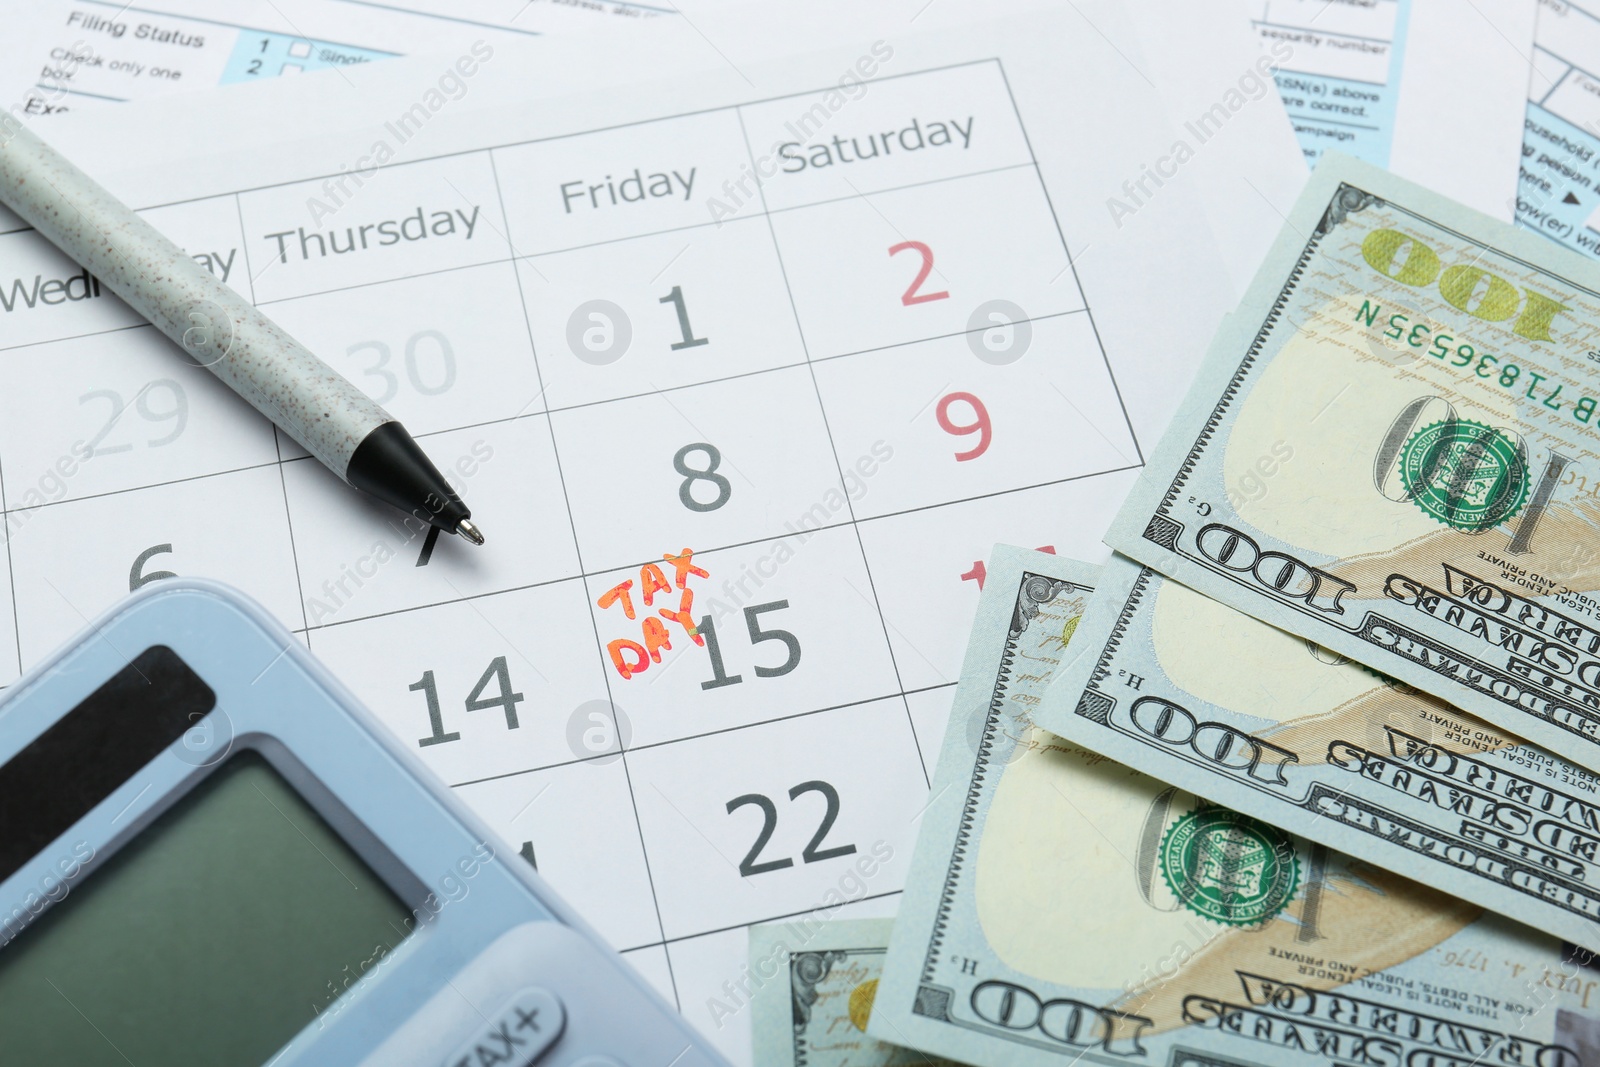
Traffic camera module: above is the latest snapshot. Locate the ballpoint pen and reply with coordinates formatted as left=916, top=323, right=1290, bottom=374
left=0, top=117, right=483, bottom=545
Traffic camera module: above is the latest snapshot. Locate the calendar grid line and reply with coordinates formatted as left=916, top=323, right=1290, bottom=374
left=1, top=446, right=1118, bottom=659
left=731, top=104, right=932, bottom=791
left=0, top=302, right=1101, bottom=521
left=0, top=321, right=151, bottom=356
left=488, top=162, right=1041, bottom=266
left=0, top=459, right=286, bottom=515
left=0, top=267, right=1086, bottom=373
left=271, top=428, right=315, bottom=636
left=268, top=462, right=1134, bottom=635
left=0, top=58, right=1005, bottom=223
left=0, top=305, right=1085, bottom=383
left=629, top=887, right=904, bottom=956
left=230, top=191, right=314, bottom=637
left=897, top=681, right=956, bottom=699
left=994, top=59, right=1146, bottom=467
left=2, top=159, right=1033, bottom=330
left=230, top=162, right=1039, bottom=309
left=446, top=690, right=906, bottom=791
left=486, top=146, right=680, bottom=1005
left=0, top=422, right=22, bottom=680
left=492, top=302, right=681, bottom=985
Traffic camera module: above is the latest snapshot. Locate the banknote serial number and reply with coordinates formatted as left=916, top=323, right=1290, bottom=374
left=1358, top=302, right=1594, bottom=424
left=1357, top=227, right=1595, bottom=425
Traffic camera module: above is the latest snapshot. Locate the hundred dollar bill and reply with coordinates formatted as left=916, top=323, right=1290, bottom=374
left=750, top=918, right=962, bottom=1067
left=1038, top=552, right=1600, bottom=954
left=871, top=546, right=1599, bottom=1067
left=1102, top=152, right=1600, bottom=773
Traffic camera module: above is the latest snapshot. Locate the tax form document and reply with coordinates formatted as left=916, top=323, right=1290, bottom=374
left=0, top=8, right=1236, bottom=1062
left=2, top=0, right=644, bottom=115
left=1250, top=0, right=1535, bottom=218
left=1521, top=0, right=1600, bottom=255
left=1123, top=0, right=1308, bottom=291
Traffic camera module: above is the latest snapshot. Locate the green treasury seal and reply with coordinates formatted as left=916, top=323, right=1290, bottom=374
left=1159, top=808, right=1300, bottom=926
left=1397, top=419, right=1529, bottom=532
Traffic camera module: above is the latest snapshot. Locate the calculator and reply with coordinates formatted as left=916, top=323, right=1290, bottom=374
left=0, top=578, right=728, bottom=1067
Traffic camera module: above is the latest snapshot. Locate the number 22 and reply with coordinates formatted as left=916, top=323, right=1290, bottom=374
left=726, top=780, right=855, bottom=876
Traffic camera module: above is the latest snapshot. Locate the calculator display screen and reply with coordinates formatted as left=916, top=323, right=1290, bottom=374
left=0, top=751, right=411, bottom=1066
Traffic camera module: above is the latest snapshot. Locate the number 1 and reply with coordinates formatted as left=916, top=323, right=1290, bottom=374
left=411, top=671, right=460, bottom=747
left=660, top=286, right=710, bottom=350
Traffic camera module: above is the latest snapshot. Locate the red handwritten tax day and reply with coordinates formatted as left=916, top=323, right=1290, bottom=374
left=597, top=549, right=708, bottom=679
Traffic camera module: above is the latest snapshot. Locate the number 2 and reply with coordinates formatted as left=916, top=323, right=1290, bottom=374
left=79, top=380, right=188, bottom=456
left=889, top=241, right=949, bottom=305
left=726, top=793, right=792, bottom=875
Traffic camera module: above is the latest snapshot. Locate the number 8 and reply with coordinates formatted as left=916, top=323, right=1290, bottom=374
left=674, top=442, right=733, bottom=511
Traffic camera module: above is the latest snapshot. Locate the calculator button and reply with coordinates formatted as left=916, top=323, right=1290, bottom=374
left=569, top=1058, right=626, bottom=1067
left=442, top=986, right=565, bottom=1067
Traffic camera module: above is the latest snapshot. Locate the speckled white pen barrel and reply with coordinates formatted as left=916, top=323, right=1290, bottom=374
left=0, top=120, right=391, bottom=477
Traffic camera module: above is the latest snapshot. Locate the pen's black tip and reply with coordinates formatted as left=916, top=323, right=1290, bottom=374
left=347, top=421, right=476, bottom=542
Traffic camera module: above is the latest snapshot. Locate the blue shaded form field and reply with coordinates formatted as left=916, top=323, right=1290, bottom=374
left=1253, top=0, right=1411, bottom=167
left=221, top=29, right=392, bottom=83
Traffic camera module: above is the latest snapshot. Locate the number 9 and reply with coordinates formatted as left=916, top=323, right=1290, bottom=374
left=935, top=392, right=991, bottom=461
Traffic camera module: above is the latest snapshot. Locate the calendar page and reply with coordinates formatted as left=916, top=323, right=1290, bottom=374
left=2, top=7, right=1243, bottom=1062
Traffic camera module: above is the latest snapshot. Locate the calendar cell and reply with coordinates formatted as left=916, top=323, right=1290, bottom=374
left=238, top=152, right=510, bottom=303
left=0, top=195, right=243, bottom=351
left=662, top=926, right=753, bottom=1064
left=768, top=166, right=1080, bottom=358
left=517, top=219, right=806, bottom=410
left=141, top=196, right=256, bottom=299
left=586, top=526, right=899, bottom=748
left=625, top=698, right=923, bottom=939
left=307, top=579, right=608, bottom=784
left=855, top=473, right=1134, bottom=689
left=812, top=313, right=1138, bottom=519
left=8, top=465, right=302, bottom=670
left=667, top=895, right=903, bottom=1055
left=453, top=757, right=663, bottom=952
left=0, top=327, right=279, bottom=505
left=282, top=417, right=578, bottom=627
left=0, top=229, right=144, bottom=352
left=492, top=109, right=751, bottom=255
left=741, top=62, right=1032, bottom=212
left=262, top=262, right=543, bottom=435
left=553, top=366, right=844, bottom=573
